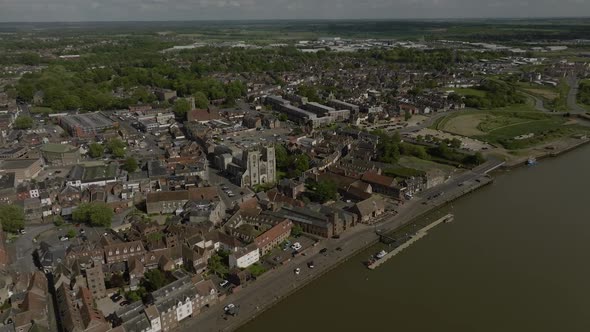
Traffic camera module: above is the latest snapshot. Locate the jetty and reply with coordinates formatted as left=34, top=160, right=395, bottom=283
left=367, top=214, right=454, bottom=270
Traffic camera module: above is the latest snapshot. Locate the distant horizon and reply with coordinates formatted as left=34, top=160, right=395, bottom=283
left=2, top=0, right=590, bottom=23
left=1, top=16, right=590, bottom=24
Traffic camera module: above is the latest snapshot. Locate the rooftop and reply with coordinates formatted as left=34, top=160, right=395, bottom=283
left=39, top=143, right=77, bottom=153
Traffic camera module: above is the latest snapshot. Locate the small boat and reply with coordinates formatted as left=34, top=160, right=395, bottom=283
left=294, top=268, right=300, bottom=275
left=526, top=157, right=537, bottom=166
left=375, top=250, right=387, bottom=260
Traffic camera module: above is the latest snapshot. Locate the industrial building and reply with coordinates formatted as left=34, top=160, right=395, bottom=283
left=59, top=112, right=117, bottom=138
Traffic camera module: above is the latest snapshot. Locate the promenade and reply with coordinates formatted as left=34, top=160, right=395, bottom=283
left=179, top=166, right=496, bottom=332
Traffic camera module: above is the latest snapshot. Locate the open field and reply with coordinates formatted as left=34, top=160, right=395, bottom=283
left=522, top=87, right=559, bottom=100
left=398, top=156, right=456, bottom=177
left=434, top=108, right=590, bottom=150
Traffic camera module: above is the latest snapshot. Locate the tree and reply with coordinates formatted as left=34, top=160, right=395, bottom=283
left=307, top=180, right=337, bottom=203
left=106, top=138, right=126, bottom=158
left=143, top=269, right=167, bottom=292
left=404, top=110, right=412, bottom=121
left=72, top=203, right=114, bottom=227
left=278, top=114, right=288, bottom=122
left=173, top=99, right=191, bottom=119
left=450, top=138, right=462, bottom=149
left=53, top=215, right=64, bottom=227
left=66, top=229, right=76, bottom=239
left=122, top=157, right=138, bottom=173
left=88, top=143, right=104, bottom=158
left=291, top=224, right=303, bottom=237
left=0, top=205, right=24, bottom=233
left=193, top=91, right=209, bottom=109
left=14, top=116, right=33, bottom=130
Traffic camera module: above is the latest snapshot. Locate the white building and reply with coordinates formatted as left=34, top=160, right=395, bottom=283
left=229, top=245, right=260, bottom=268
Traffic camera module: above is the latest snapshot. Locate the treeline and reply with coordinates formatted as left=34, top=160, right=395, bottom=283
left=462, top=80, right=526, bottom=109
left=374, top=130, right=485, bottom=168
left=578, top=81, right=590, bottom=106
left=14, top=62, right=247, bottom=112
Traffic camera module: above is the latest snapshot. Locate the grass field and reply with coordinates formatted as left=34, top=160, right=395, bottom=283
left=398, top=156, right=456, bottom=177
left=434, top=108, right=589, bottom=150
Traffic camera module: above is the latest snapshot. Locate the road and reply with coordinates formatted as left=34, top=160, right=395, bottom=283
left=567, top=74, right=587, bottom=114
left=177, top=160, right=502, bottom=332
left=8, top=223, right=54, bottom=273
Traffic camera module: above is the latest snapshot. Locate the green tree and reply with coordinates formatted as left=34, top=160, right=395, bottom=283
left=72, top=203, right=114, bottom=227
left=14, top=116, right=33, bottom=129
left=404, top=110, right=412, bottom=121
left=291, top=224, right=303, bottom=237
left=173, top=99, right=191, bottom=119
left=0, top=205, right=24, bottom=233
left=307, top=180, right=337, bottom=203
left=88, top=143, right=104, bottom=158
left=53, top=215, right=64, bottom=227
left=66, top=229, right=76, bottom=239
left=143, top=269, right=168, bottom=292
left=122, top=157, right=138, bottom=173
left=450, top=138, right=462, bottom=149
left=278, top=114, right=288, bottom=122
left=106, top=138, right=126, bottom=158
left=193, top=91, right=209, bottom=109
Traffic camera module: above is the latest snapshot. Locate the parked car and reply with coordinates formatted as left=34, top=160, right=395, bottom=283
left=294, top=268, right=301, bottom=275
left=291, top=242, right=302, bottom=251
left=307, top=261, right=315, bottom=269
left=219, top=280, right=229, bottom=288
left=336, top=247, right=343, bottom=251
left=224, top=303, right=235, bottom=312
left=319, top=248, right=328, bottom=254
left=120, top=301, right=130, bottom=306
left=111, top=294, right=122, bottom=302
left=59, top=236, right=68, bottom=242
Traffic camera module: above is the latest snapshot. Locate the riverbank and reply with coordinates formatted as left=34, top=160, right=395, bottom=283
left=502, top=137, right=590, bottom=168
left=182, top=134, right=590, bottom=332
left=179, top=168, right=495, bottom=331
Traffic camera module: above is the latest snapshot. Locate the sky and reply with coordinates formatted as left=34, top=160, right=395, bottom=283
left=0, top=0, right=589, bottom=22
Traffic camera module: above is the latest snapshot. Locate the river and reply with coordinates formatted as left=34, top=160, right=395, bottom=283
left=238, top=144, right=590, bottom=332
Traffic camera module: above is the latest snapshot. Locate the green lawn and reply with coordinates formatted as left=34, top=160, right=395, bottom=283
left=398, top=156, right=456, bottom=177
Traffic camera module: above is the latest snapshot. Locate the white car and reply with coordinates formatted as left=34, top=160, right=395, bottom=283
left=219, top=280, right=229, bottom=288
left=59, top=236, right=69, bottom=241
left=294, top=268, right=301, bottom=275
left=224, top=303, right=235, bottom=312
left=291, top=242, right=302, bottom=251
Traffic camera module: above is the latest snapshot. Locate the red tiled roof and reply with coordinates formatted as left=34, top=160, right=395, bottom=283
left=361, top=171, right=396, bottom=188
left=187, top=108, right=221, bottom=122
left=254, top=219, right=292, bottom=249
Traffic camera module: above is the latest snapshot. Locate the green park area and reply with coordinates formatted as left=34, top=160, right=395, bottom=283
left=433, top=107, right=590, bottom=150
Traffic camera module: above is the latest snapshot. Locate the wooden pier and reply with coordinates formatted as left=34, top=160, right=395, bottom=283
left=367, top=214, right=454, bottom=270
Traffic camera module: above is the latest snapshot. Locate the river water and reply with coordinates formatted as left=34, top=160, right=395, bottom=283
left=238, top=144, right=590, bottom=332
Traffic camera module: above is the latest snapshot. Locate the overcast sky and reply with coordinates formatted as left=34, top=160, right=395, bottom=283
left=0, top=0, right=589, bottom=22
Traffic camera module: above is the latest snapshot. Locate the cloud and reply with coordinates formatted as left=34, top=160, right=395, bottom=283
left=0, top=0, right=588, bottom=21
